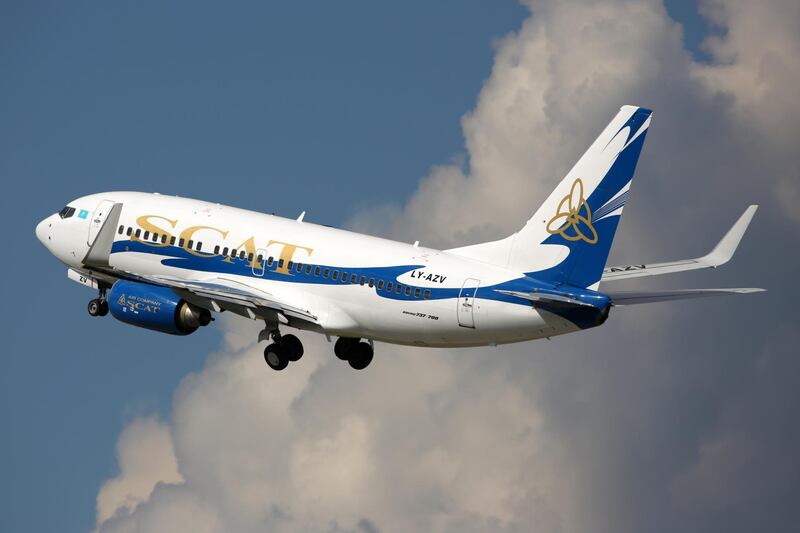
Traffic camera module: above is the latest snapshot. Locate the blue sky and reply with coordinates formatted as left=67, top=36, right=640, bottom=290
left=3, top=2, right=794, bottom=532
left=2, top=2, right=526, bottom=530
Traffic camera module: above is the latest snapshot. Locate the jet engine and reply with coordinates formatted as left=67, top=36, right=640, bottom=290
left=108, top=280, right=211, bottom=335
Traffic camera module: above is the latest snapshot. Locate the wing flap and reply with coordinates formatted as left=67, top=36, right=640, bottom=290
left=608, top=287, right=765, bottom=306
left=602, top=205, right=757, bottom=281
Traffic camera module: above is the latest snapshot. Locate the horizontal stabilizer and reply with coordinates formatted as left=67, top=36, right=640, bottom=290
left=608, top=287, right=765, bottom=306
left=602, top=205, right=758, bottom=281
left=494, top=289, right=596, bottom=307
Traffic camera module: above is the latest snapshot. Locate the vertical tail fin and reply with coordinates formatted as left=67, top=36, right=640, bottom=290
left=448, top=105, right=653, bottom=289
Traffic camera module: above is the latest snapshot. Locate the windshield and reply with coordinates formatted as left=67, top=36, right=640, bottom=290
left=58, top=206, right=76, bottom=219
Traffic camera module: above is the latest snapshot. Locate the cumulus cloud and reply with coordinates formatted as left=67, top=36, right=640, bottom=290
left=96, top=416, right=183, bottom=526
left=96, top=1, right=800, bottom=532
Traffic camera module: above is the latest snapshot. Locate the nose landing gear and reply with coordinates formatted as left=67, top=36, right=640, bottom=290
left=87, top=287, right=109, bottom=317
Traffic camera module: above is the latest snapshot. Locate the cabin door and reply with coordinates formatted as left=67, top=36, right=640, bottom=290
left=457, top=278, right=480, bottom=328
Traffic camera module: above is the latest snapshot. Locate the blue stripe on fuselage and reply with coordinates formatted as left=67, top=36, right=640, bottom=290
left=110, top=239, right=610, bottom=327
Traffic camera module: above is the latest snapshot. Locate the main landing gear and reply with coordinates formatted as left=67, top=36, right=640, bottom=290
left=263, top=331, right=304, bottom=371
left=334, top=337, right=374, bottom=370
left=87, top=288, right=109, bottom=317
left=259, top=327, right=373, bottom=372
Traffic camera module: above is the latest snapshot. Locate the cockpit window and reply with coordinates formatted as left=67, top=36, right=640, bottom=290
left=58, top=206, right=76, bottom=219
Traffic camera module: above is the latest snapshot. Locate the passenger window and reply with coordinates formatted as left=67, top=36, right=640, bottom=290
left=256, top=254, right=263, bottom=264
left=126, top=227, right=133, bottom=236
left=305, top=264, right=312, bottom=274
left=268, top=256, right=274, bottom=266
left=247, top=252, right=253, bottom=261
left=332, top=270, right=339, bottom=280
left=351, top=274, right=357, bottom=284
left=405, top=286, right=411, bottom=296
left=295, top=263, right=302, bottom=273
left=414, top=288, right=421, bottom=298
left=288, top=261, right=294, bottom=270
left=359, top=276, right=366, bottom=286
left=278, top=258, right=284, bottom=268
left=179, top=238, right=185, bottom=247
left=144, top=231, right=150, bottom=240
left=368, top=278, right=375, bottom=288
left=377, top=280, right=384, bottom=290
left=161, top=234, right=168, bottom=244
left=396, top=284, right=402, bottom=294
left=170, top=236, right=176, bottom=245
left=152, top=233, right=158, bottom=242
left=214, top=245, right=220, bottom=255
left=239, top=251, right=246, bottom=259
left=135, top=229, right=141, bottom=238
left=314, top=266, right=321, bottom=276
left=231, top=249, right=237, bottom=258
left=387, top=281, right=393, bottom=292
left=323, top=268, right=330, bottom=278
left=117, top=225, right=124, bottom=234
left=423, top=289, right=431, bottom=299
left=187, top=240, right=193, bottom=249
left=197, top=242, right=203, bottom=251
left=223, top=247, right=229, bottom=256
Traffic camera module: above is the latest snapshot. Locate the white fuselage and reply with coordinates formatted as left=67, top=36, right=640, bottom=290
left=36, top=192, right=582, bottom=346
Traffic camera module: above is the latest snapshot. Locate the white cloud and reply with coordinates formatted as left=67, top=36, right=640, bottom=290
left=96, top=416, right=183, bottom=527
left=96, top=1, right=800, bottom=532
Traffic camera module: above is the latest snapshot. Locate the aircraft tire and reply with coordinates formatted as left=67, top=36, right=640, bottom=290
left=97, top=300, right=109, bottom=316
left=88, top=299, right=102, bottom=317
left=264, top=343, right=289, bottom=371
left=281, top=334, right=304, bottom=362
left=334, top=337, right=359, bottom=360
left=348, top=342, right=373, bottom=370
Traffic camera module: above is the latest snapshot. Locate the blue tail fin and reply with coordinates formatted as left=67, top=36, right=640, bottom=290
left=447, top=105, right=653, bottom=289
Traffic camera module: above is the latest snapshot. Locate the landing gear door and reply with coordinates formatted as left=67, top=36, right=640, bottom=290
left=252, top=248, right=268, bottom=277
left=457, top=278, right=480, bottom=328
left=87, top=200, right=115, bottom=246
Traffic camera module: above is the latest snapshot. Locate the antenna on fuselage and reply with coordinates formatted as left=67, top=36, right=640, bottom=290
left=297, top=211, right=306, bottom=222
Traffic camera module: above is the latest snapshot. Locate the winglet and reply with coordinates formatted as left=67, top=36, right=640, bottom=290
left=601, top=205, right=759, bottom=282
left=702, top=205, right=758, bottom=267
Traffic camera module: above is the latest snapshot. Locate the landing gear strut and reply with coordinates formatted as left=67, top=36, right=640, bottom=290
left=263, top=329, right=304, bottom=371
left=334, top=337, right=374, bottom=370
left=88, top=287, right=108, bottom=317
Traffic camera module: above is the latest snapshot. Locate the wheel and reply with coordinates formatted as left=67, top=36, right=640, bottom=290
left=348, top=342, right=374, bottom=370
left=264, top=343, right=289, bottom=371
left=97, top=300, right=109, bottom=317
left=334, top=337, right=359, bottom=360
left=281, top=334, right=304, bottom=362
left=88, top=299, right=102, bottom=317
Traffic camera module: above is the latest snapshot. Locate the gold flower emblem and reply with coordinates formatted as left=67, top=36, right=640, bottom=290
left=546, top=178, right=598, bottom=244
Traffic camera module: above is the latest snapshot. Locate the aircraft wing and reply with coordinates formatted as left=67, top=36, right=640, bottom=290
left=601, top=205, right=758, bottom=282
left=136, top=274, right=319, bottom=325
left=607, top=287, right=765, bottom=306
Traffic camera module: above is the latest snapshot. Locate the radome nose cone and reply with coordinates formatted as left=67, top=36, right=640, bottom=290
left=35, top=218, right=49, bottom=246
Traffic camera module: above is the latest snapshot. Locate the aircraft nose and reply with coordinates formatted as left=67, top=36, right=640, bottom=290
left=36, top=216, right=52, bottom=247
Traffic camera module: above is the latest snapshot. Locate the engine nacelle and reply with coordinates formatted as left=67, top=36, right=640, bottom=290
left=108, top=280, right=211, bottom=335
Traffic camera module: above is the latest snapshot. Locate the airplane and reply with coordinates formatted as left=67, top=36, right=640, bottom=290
left=35, top=105, right=764, bottom=371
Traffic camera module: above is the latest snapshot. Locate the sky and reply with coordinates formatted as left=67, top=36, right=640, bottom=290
left=1, top=1, right=798, bottom=532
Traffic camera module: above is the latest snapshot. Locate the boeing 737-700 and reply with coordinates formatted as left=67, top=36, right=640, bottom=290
left=35, top=106, right=763, bottom=370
